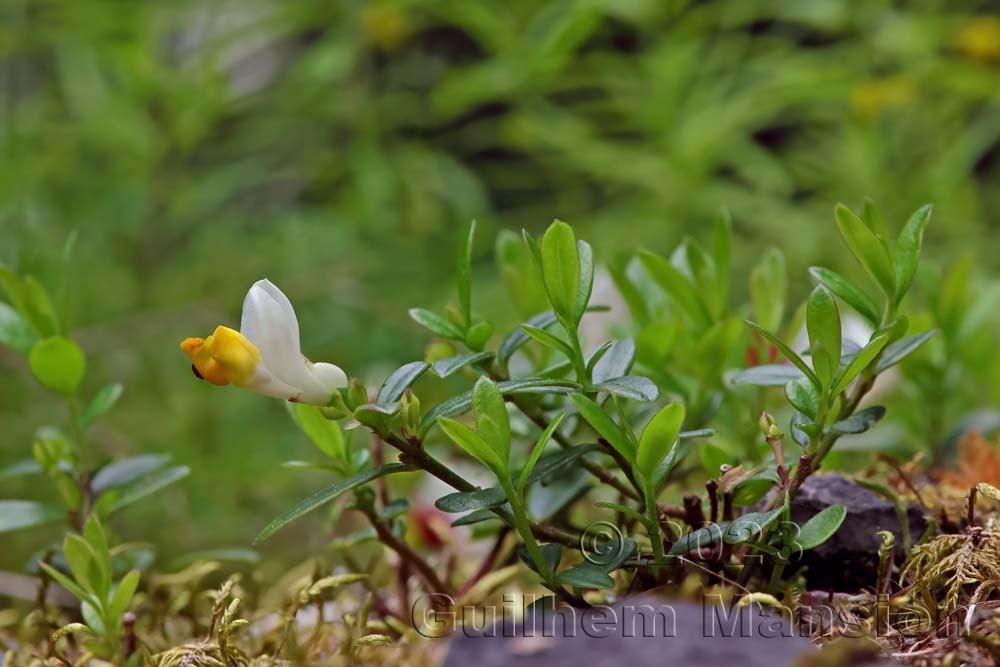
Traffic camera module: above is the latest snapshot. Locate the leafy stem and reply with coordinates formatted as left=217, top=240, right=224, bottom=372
left=497, top=477, right=555, bottom=586
left=382, top=433, right=580, bottom=548
left=644, top=486, right=666, bottom=567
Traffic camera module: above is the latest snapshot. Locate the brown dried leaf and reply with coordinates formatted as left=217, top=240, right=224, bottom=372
left=937, top=431, right=1000, bottom=490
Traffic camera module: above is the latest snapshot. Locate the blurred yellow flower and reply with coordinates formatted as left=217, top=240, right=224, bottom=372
left=181, top=280, right=347, bottom=405
left=851, top=76, right=916, bottom=120
left=362, top=3, right=408, bottom=51
left=955, top=16, right=1000, bottom=63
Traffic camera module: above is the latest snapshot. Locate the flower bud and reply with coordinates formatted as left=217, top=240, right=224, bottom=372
left=319, top=390, right=350, bottom=419
left=401, top=388, right=421, bottom=435
left=346, top=378, right=369, bottom=410
left=759, top=411, right=781, bottom=439
left=424, top=341, right=456, bottom=364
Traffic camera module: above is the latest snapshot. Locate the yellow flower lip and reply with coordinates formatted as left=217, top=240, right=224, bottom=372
left=180, top=326, right=261, bottom=387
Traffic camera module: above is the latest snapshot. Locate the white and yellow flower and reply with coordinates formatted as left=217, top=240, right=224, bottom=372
left=181, top=279, right=347, bottom=405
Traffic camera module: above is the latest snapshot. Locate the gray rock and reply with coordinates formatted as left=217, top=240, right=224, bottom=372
left=443, top=596, right=816, bottom=667
left=784, top=473, right=927, bottom=591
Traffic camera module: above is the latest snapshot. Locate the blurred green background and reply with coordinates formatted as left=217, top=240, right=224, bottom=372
left=2, top=0, right=1000, bottom=567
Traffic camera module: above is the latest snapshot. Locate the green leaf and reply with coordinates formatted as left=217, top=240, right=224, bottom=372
left=699, top=443, right=730, bottom=474
left=497, top=310, right=557, bottom=367
left=517, top=414, right=565, bottom=493
left=582, top=340, right=613, bottom=375
left=636, top=403, right=685, bottom=488
left=107, top=569, right=140, bottom=621
left=451, top=509, right=501, bottom=527
left=458, top=220, right=475, bottom=327
left=785, top=376, right=820, bottom=419
left=834, top=204, right=896, bottom=297
left=464, top=321, right=494, bottom=351
left=794, top=504, right=847, bottom=551
left=557, top=567, right=614, bottom=589
left=569, top=393, right=635, bottom=460
left=21, top=276, right=60, bottom=336
left=893, top=204, right=932, bottom=305
left=789, top=413, right=812, bottom=448
left=293, top=404, right=346, bottom=461
left=420, top=378, right=578, bottom=434
left=639, top=250, right=712, bottom=331
left=254, top=463, right=411, bottom=543
left=520, top=322, right=575, bottom=359
left=522, top=229, right=542, bottom=267
left=590, top=376, right=659, bottom=402
left=82, top=516, right=110, bottom=596
left=496, top=229, right=548, bottom=319
left=831, top=333, right=890, bottom=395
left=352, top=403, right=397, bottom=433
left=0, top=302, right=37, bottom=354
left=0, top=459, right=43, bottom=480
left=80, top=383, right=123, bottom=428
left=91, top=454, right=170, bottom=494
left=29, top=336, right=86, bottom=396
left=435, top=487, right=506, bottom=513
left=496, top=306, right=608, bottom=370
left=721, top=508, right=784, bottom=544
left=376, top=361, right=430, bottom=405
left=431, top=352, right=494, bottom=378
left=472, top=376, right=511, bottom=465
left=522, top=443, right=601, bottom=485
left=439, top=417, right=506, bottom=475
left=0, top=268, right=61, bottom=338
left=540, top=221, right=580, bottom=323
left=39, top=562, right=95, bottom=606
left=808, top=267, right=881, bottom=326
left=0, top=499, right=63, bottom=533
left=744, top=321, right=820, bottom=389
left=62, top=534, right=98, bottom=596
left=862, top=197, right=891, bottom=242
left=408, top=308, right=464, bottom=340
left=518, top=542, right=562, bottom=576
left=574, top=239, right=595, bottom=323
left=877, top=330, right=936, bottom=372
left=733, top=364, right=804, bottom=386
left=669, top=522, right=728, bottom=555
left=750, top=248, right=786, bottom=332
left=609, top=257, right=650, bottom=327
left=806, top=285, right=841, bottom=388
left=97, top=466, right=190, bottom=514
left=828, top=406, right=886, bottom=434
left=590, top=339, right=636, bottom=383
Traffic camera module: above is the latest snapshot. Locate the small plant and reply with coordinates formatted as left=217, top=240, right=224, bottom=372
left=0, top=260, right=188, bottom=540
left=40, top=516, right=141, bottom=663
left=176, top=201, right=937, bottom=611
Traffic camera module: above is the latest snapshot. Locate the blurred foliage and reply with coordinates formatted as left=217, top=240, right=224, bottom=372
left=2, top=0, right=1000, bottom=566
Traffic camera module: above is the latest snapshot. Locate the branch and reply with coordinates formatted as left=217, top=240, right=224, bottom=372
left=361, top=506, right=451, bottom=596
left=510, top=397, right=641, bottom=501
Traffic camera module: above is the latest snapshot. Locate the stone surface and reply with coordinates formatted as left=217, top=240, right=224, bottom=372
left=443, top=597, right=816, bottom=667
left=784, top=473, right=927, bottom=592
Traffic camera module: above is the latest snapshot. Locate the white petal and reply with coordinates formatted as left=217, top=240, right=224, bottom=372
left=240, top=279, right=303, bottom=371
left=239, top=280, right=345, bottom=404
left=240, top=280, right=322, bottom=391
left=242, top=364, right=303, bottom=402
left=309, top=362, right=348, bottom=392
